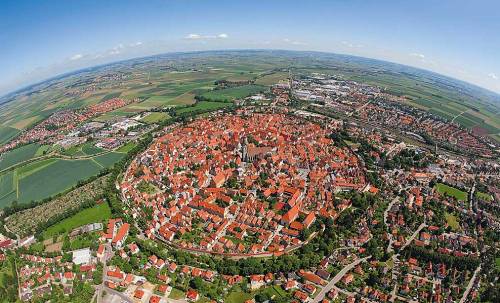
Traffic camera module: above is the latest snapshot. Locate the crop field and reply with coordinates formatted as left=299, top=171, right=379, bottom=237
left=255, top=72, right=289, bottom=85
left=116, top=141, right=137, bottom=153
left=0, top=151, right=125, bottom=208
left=0, top=143, right=40, bottom=171
left=435, top=183, right=467, bottom=201
left=141, top=112, right=170, bottom=124
left=0, top=50, right=498, bottom=143
left=0, top=126, right=19, bottom=145
left=92, top=152, right=124, bottom=167
left=200, top=85, right=266, bottom=101
left=176, top=101, right=233, bottom=114
left=43, top=202, right=111, bottom=239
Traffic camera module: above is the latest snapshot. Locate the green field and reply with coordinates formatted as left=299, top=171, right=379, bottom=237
left=43, top=202, right=111, bottom=239
left=116, top=141, right=137, bottom=153
left=445, top=212, right=460, bottom=230
left=0, top=143, right=40, bottom=171
left=141, top=112, right=171, bottom=123
left=475, top=191, right=493, bottom=201
left=0, top=126, right=19, bottom=145
left=255, top=72, right=289, bottom=85
left=435, top=183, right=467, bottom=201
left=168, top=288, right=185, bottom=300
left=224, top=292, right=253, bottom=303
left=176, top=101, right=233, bottom=114
left=0, top=152, right=125, bottom=208
left=200, top=85, right=266, bottom=102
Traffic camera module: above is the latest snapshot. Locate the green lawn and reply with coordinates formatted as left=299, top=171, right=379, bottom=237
left=0, top=143, right=40, bottom=171
left=445, top=212, right=460, bottom=230
left=200, top=84, right=265, bottom=102
left=475, top=191, right=493, bottom=201
left=224, top=291, right=253, bottom=303
left=168, top=288, right=185, bottom=300
left=435, top=183, right=467, bottom=201
left=43, top=202, right=111, bottom=239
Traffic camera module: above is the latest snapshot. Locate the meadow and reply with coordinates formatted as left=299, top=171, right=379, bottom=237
left=435, top=183, right=467, bottom=201
left=42, top=202, right=111, bottom=239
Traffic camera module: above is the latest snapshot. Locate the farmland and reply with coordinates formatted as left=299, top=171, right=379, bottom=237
left=0, top=126, right=19, bottom=145
left=42, top=202, right=111, bottom=239
left=141, top=112, right=170, bottom=124
left=176, top=101, right=233, bottom=114
left=0, top=151, right=125, bottom=208
left=5, top=175, right=110, bottom=236
left=0, top=143, right=40, bottom=171
left=200, top=84, right=266, bottom=102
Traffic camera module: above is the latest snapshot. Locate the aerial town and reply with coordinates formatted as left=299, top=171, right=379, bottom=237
left=0, top=59, right=498, bottom=303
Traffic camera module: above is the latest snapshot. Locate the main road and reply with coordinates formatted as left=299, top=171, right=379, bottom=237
left=311, top=256, right=371, bottom=303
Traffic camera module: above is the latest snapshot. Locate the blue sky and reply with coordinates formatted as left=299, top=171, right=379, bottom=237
left=1, top=0, right=500, bottom=95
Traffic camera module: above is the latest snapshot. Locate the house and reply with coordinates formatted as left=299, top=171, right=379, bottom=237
left=186, top=289, right=200, bottom=302
left=112, top=223, right=130, bottom=248
left=249, top=275, right=265, bottom=290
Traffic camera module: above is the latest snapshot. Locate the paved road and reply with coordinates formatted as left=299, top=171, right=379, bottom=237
left=459, top=265, right=481, bottom=303
left=311, top=256, right=371, bottom=303
left=384, top=197, right=399, bottom=253
left=400, top=223, right=426, bottom=251
left=103, top=287, right=133, bottom=303
left=97, top=243, right=112, bottom=303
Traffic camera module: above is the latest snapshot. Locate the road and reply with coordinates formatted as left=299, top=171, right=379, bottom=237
left=400, top=223, right=427, bottom=251
left=459, top=265, right=481, bottom=303
left=97, top=243, right=112, bottom=303
left=311, top=256, right=371, bottom=303
left=384, top=197, right=399, bottom=253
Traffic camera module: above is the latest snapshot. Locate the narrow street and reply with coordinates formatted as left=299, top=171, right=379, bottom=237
left=311, top=256, right=371, bottom=303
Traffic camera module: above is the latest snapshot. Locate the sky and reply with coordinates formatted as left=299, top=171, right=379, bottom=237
left=1, top=0, right=500, bottom=96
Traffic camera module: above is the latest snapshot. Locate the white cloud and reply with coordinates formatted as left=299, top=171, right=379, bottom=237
left=184, top=33, right=229, bottom=40
left=129, top=41, right=143, bottom=47
left=341, top=41, right=363, bottom=48
left=488, top=72, right=498, bottom=80
left=69, top=54, right=83, bottom=61
left=283, top=38, right=305, bottom=46
left=409, top=52, right=425, bottom=59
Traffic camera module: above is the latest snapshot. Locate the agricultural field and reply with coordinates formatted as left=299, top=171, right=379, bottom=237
left=141, top=112, right=171, bottom=124
left=0, top=151, right=124, bottom=208
left=5, top=175, right=110, bottom=236
left=0, top=143, right=40, bottom=171
left=42, top=202, right=111, bottom=239
left=255, top=72, right=289, bottom=85
left=176, top=101, right=233, bottom=114
left=200, top=84, right=266, bottom=102
left=116, top=141, right=137, bottom=153
left=0, top=126, right=19, bottom=145
left=435, top=183, right=467, bottom=201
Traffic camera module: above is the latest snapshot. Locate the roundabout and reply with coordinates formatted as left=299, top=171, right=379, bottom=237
left=121, top=111, right=366, bottom=257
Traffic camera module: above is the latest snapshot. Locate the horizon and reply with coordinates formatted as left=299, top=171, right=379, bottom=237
left=3, top=48, right=500, bottom=102
left=1, top=0, right=500, bottom=95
